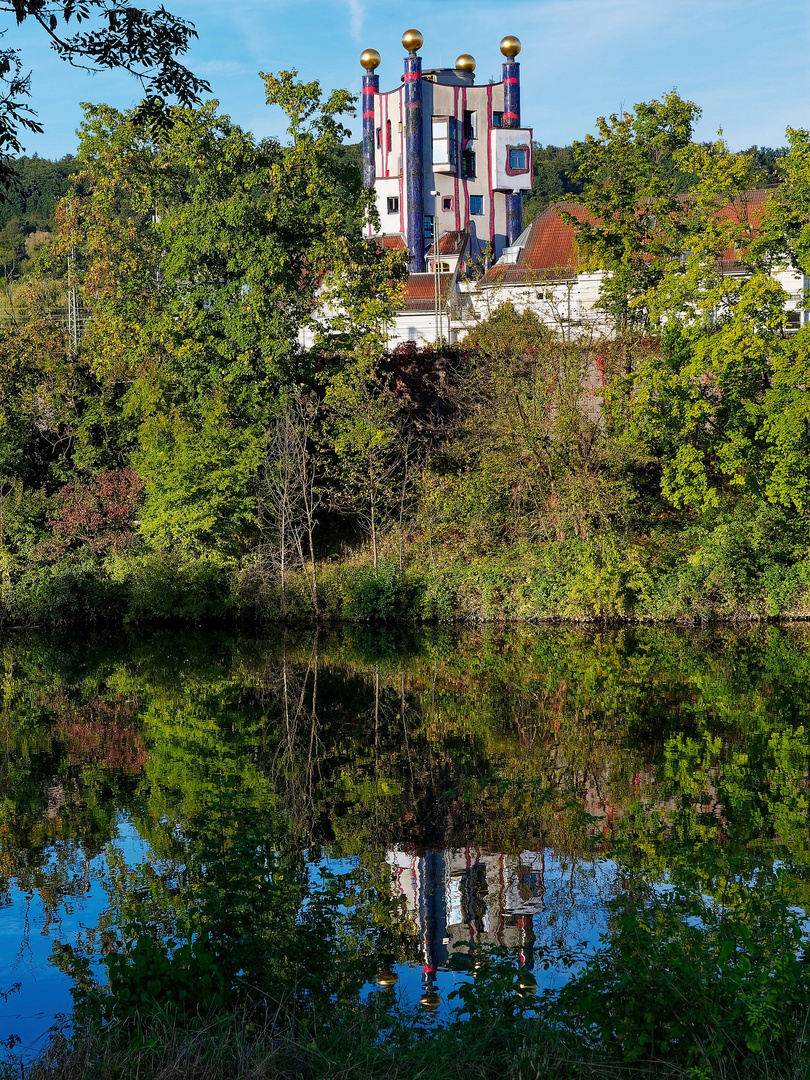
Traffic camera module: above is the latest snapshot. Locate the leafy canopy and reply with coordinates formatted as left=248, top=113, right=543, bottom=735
left=0, top=0, right=210, bottom=185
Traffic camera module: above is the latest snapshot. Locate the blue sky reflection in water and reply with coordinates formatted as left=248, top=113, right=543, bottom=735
left=0, top=819, right=150, bottom=1055
left=1, top=624, right=810, bottom=1055
left=0, top=841, right=609, bottom=1044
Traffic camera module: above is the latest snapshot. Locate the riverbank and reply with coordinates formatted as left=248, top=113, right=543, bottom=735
left=22, top=993, right=810, bottom=1080
left=4, top=508, right=810, bottom=625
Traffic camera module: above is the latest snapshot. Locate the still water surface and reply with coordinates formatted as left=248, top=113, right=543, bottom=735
left=1, top=623, right=809, bottom=1053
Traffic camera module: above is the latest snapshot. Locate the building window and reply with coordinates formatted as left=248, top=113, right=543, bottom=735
left=508, top=147, right=528, bottom=172
left=448, top=116, right=459, bottom=168
left=376, top=127, right=381, bottom=148
left=463, top=110, right=476, bottom=140
left=469, top=195, right=484, bottom=215
left=424, top=214, right=435, bottom=239
left=387, top=196, right=399, bottom=214
left=492, top=111, right=503, bottom=127
left=505, top=144, right=530, bottom=176
left=442, top=196, right=454, bottom=212
left=462, top=149, right=476, bottom=178
left=386, top=119, right=392, bottom=151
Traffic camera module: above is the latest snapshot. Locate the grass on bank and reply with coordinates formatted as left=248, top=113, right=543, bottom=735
left=13, top=876, right=810, bottom=1080
left=2, top=498, right=810, bottom=625
left=14, top=1003, right=810, bottom=1080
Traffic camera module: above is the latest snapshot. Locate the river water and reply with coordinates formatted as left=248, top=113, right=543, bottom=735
left=1, top=623, right=809, bottom=1056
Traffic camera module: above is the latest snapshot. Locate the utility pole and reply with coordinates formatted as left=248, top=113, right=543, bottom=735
left=67, top=244, right=79, bottom=355
left=430, top=189, right=442, bottom=344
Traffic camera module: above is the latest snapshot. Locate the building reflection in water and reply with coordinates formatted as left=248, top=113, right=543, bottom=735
left=386, top=846, right=614, bottom=1005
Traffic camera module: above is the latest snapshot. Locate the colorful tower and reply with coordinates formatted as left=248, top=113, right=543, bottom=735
left=359, top=30, right=533, bottom=270
left=402, top=29, right=426, bottom=273
left=500, top=35, right=523, bottom=248
left=360, top=48, right=380, bottom=190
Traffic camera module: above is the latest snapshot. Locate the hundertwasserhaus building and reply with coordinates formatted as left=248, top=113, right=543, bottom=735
left=360, top=29, right=533, bottom=273
left=301, top=30, right=809, bottom=351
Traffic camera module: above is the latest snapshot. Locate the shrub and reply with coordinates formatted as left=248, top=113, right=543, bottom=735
left=109, top=550, right=238, bottom=620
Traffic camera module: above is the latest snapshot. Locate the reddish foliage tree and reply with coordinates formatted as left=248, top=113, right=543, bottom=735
left=47, top=468, right=143, bottom=556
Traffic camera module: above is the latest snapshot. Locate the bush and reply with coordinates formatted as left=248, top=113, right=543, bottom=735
left=342, top=561, right=408, bottom=621
left=10, top=559, right=126, bottom=624
left=649, top=501, right=810, bottom=620
left=554, top=867, right=810, bottom=1075
left=109, top=550, right=238, bottom=620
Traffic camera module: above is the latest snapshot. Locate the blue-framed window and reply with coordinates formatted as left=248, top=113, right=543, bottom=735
left=509, top=148, right=528, bottom=171
left=469, top=195, right=484, bottom=215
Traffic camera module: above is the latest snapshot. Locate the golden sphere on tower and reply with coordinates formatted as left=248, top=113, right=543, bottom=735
left=360, top=48, right=381, bottom=71
left=401, top=28, right=424, bottom=53
left=455, top=53, right=476, bottom=73
left=500, top=35, right=522, bottom=58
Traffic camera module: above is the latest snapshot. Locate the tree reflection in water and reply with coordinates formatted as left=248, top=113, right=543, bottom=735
left=1, top=623, right=810, bottom=1056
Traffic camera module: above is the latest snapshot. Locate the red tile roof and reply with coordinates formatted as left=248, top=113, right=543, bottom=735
left=480, top=189, right=776, bottom=286
left=375, top=234, right=408, bottom=251
left=481, top=202, right=589, bottom=285
left=426, top=230, right=468, bottom=256
left=402, top=273, right=455, bottom=312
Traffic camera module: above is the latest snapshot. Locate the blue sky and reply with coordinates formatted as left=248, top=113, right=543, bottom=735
left=16, top=0, right=810, bottom=159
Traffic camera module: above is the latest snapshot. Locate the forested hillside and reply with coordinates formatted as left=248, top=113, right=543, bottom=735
left=0, top=88, right=808, bottom=626
left=523, top=142, right=787, bottom=222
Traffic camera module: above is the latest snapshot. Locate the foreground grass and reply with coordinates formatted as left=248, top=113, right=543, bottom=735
left=10, top=874, right=810, bottom=1080
left=15, top=1005, right=810, bottom=1080
left=14, top=1007, right=810, bottom=1080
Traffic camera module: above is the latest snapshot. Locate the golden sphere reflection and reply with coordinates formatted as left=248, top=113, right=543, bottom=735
left=419, top=990, right=441, bottom=1009
left=500, top=35, right=522, bottom=58
left=455, top=53, right=476, bottom=73
left=376, top=969, right=398, bottom=988
left=360, top=48, right=381, bottom=71
left=401, top=28, right=424, bottom=53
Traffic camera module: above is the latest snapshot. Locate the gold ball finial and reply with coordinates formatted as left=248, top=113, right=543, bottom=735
left=401, top=28, right=423, bottom=53
left=500, top=35, right=522, bottom=59
left=455, top=53, right=476, bottom=73
left=360, top=48, right=381, bottom=71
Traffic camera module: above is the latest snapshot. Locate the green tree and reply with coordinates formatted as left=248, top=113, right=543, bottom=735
left=323, top=351, right=409, bottom=569
left=53, top=78, right=405, bottom=593
left=0, top=1, right=209, bottom=180
left=622, top=138, right=808, bottom=512
left=523, top=143, right=582, bottom=224
left=565, top=91, right=702, bottom=331
left=133, top=395, right=263, bottom=560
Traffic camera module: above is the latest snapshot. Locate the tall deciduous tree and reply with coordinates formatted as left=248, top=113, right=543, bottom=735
left=566, top=91, right=701, bottom=331
left=0, top=1, right=209, bottom=183
left=53, top=76, right=405, bottom=569
left=617, top=134, right=810, bottom=512
left=322, top=351, right=409, bottom=569
left=257, top=394, right=322, bottom=616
